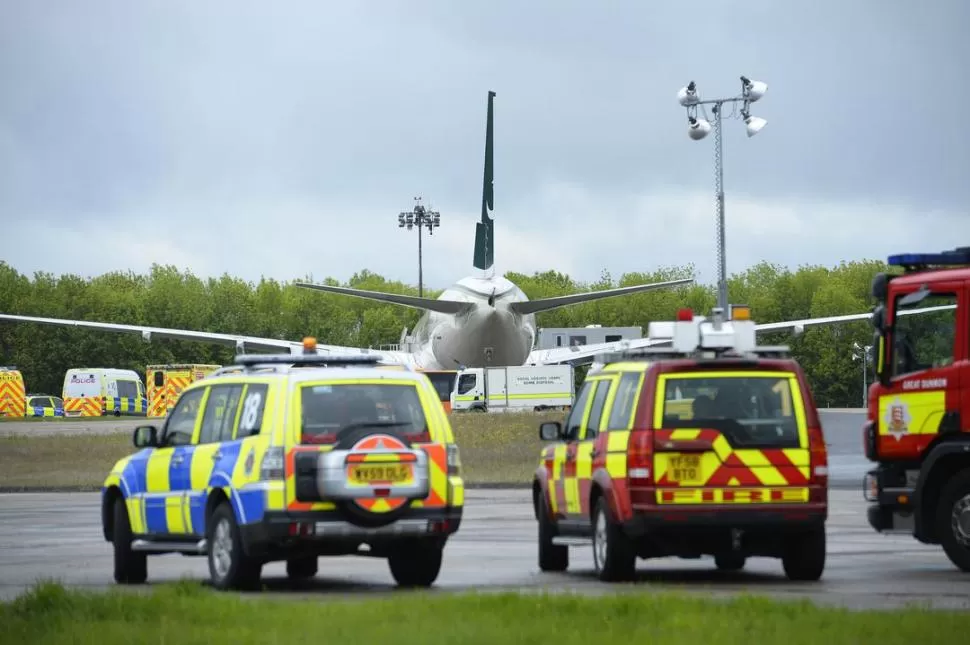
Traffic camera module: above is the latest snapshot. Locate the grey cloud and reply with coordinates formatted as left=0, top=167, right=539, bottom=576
left=1, top=0, right=968, bottom=289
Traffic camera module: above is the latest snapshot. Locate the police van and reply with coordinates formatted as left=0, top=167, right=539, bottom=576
left=62, top=368, right=148, bottom=417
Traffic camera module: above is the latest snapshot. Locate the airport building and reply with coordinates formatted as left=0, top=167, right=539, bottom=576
left=535, top=325, right=642, bottom=350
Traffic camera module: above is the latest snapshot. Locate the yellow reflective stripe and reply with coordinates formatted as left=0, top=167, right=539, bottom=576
left=733, top=450, right=789, bottom=486
left=126, top=497, right=146, bottom=534
left=606, top=430, right=630, bottom=452
left=145, top=450, right=172, bottom=492
left=165, top=495, right=186, bottom=534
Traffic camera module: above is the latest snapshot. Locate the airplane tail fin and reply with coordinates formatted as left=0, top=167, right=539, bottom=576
left=509, top=278, right=694, bottom=316
left=295, top=282, right=473, bottom=315
left=473, top=90, right=496, bottom=272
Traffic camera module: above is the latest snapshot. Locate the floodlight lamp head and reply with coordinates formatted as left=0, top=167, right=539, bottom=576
left=741, top=76, right=767, bottom=102
left=743, top=114, right=767, bottom=137
left=688, top=116, right=711, bottom=140
left=678, top=81, right=699, bottom=107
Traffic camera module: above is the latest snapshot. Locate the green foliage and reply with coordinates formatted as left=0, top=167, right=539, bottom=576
left=0, top=259, right=890, bottom=406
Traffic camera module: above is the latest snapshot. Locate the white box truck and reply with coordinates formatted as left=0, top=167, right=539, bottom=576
left=450, top=365, right=574, bottom=412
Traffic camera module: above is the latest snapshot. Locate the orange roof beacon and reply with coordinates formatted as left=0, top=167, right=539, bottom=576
left=533, top=305, right=829, bottom=582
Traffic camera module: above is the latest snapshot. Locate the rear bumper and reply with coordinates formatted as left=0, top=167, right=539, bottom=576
left=239, top=507, right=462, bottom=558
left=623, top=503, right=827, bottom=537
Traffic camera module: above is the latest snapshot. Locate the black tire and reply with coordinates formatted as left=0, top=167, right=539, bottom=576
left=937, top=469, right=970, bottom=572
left=206, top=503, right=262, bottom=591
left=537, top=492, right=568, bottom=572
left=387, top=539, right=443, bottom=588
left=286, top=556, right=318, bottom=580
left=714, top=553, right=746, bottom=571
left=782, top=527, right=826, bottom=581
left=591, top=497, right=636, bottom=582
left=112, top=498, right=147, bottom=584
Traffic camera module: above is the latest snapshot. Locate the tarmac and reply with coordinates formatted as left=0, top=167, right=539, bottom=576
left=0, top=488, right=967, bottom=610
left=7, top=408, right=961, bottom=611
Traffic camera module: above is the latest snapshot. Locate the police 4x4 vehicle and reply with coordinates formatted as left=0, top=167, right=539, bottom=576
left=101, top=339, right=464, bottom=590
left=533, top=306, right=829, bottom=582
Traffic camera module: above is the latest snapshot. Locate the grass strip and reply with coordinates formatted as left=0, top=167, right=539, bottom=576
left=0, top=411, right=563, bottom=490
left=1, top=580, right=966, bottom=645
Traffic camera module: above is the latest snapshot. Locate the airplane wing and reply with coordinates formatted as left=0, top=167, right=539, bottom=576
left=508, top=278, right=694, bottom=316
left=0, top=313, right=417, bottom=364
left=526, top=303, right=957, bottom=366
left=294, top=282, right=474, bottom=315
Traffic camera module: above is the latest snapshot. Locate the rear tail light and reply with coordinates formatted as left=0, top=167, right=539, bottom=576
left=446, top=444, right=461, bottom=475
left=627, top=429, right=653, bottom=486
left=807, top=425, right=828, bottom=485
left=260, top=447, right=285, bottom=480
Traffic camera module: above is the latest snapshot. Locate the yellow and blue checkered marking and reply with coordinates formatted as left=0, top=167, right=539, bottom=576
left=107, top=439, right=273, bottom=537
left=26, top=405, right=64, bottom=417
left=104, top=396, right=148, bottom=416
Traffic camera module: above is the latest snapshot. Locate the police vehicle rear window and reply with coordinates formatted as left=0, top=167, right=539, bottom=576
left=660, top=374, right=800, bottom=448
left=300, top=383, right=428, bottom=443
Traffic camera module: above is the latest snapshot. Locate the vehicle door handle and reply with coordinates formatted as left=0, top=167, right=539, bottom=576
left=590, top=449, right=600, bottom=459
left=212, top=452, right=223, bottom=460
left=171, top=455, right=184, bottom=465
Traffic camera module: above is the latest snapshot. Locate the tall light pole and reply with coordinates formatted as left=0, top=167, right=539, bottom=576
left=398, top=196, right=441, bottom=297
left=677, top=76, right=769, bottom=314
left=852, top=342, right=873, bottom=407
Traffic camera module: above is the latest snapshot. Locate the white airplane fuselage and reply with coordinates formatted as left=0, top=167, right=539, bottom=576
left=407, top=275, right=536, bottom=369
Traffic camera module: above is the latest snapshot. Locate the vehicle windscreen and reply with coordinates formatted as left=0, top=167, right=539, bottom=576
left=300, top=383, right=428, bottom=443
left=891, top=291, right=957, bottom=376
left=661, top=374, right=801, bottom=448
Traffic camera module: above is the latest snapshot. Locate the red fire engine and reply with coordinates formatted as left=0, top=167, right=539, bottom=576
left=863, top=247, right=970, bottom=572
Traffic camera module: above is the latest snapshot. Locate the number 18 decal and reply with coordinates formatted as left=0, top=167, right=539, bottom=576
left=239, top=390, right=263, bottom=433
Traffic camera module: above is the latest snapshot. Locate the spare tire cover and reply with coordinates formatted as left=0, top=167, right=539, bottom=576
left=333, top=426, right=421, bottom=528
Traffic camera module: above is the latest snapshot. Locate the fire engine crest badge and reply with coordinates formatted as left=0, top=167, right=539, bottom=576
left=884, top=397, right=911, bottom=440
left=244, top=449, right=255, bottom=475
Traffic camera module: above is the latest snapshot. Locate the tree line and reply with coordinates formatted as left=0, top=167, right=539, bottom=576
left=0, top=259, right=886, bottom=407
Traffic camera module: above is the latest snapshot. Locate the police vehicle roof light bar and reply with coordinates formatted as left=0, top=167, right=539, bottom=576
left=887, top=247, right=970, bottom=272
left=234, top=354, right=383, bottom=367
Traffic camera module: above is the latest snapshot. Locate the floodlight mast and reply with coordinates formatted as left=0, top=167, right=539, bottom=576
left=397, top=196, right=442, bottom=297
left=678, top=76, right=768, bottom=314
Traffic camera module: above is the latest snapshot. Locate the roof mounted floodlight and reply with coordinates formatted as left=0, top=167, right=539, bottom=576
left=688, top=116, right=711, bottom=140
left=741, top=109, right=767, bottom=137
left=678, top=81, right=700, bottom=107
left=740, top=76, right=767, bottom=102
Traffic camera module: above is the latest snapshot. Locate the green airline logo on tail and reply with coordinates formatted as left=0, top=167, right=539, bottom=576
left=473, top=90, right=496, bottom=271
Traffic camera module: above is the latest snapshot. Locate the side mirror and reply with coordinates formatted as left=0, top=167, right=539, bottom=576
left=870, top=272, right=889, bottom=302
left=539, top=421, right=562, bottom=442
left=133, top=425, right=159, bottom=448
left=870, top=304, right=886, bottom=333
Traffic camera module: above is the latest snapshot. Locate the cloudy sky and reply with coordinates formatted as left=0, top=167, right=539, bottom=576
left=2, top=0, right=968, bottom=292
